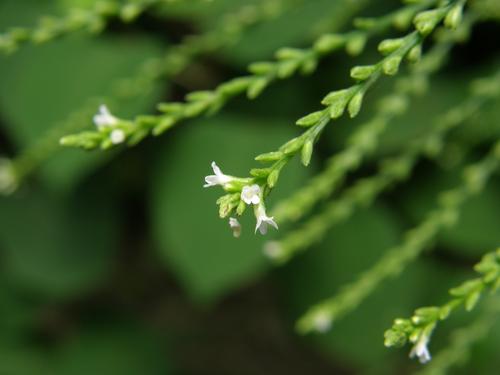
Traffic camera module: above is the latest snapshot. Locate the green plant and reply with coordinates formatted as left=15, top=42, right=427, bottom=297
left=0, top=0, right=499, bottom=373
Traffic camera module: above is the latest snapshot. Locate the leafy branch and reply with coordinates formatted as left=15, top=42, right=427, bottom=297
left=198, top=0, right=467, bottom=235
left=414, top=297, right=500, bottom=375
left=270, top=14, right=474, bottom=225
left=0, top=0, right=207, bottom=54
left=264, top=67, right=500, bottom=262
left=59, top=0, right=442, bottom=151
left=295, top=138, right=500, bottom=334
left=384, top=248, right=500, bottom=364
left=0, top=0, right=290, bottom=194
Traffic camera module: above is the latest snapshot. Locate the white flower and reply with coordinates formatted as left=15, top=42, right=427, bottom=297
left=263, top=241, right=283, bottom=260
left=409, top=333, right=431, bottom=364
left=93, top=105, right=118, bottom=129
left=312, top=310, right=332, bottom=333
left=229, top=217, right=242, bottom=238
left=241, top=184, right=261, bottom=205
left=254, top=203, right=278, bottom=235
left=204, top=161, right=233, bottom=188
left=110, top=129, right=126, bottom=144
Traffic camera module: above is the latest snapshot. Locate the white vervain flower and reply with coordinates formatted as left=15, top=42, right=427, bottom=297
left=110, top=129, right=126, bottom=145
left=241, top=184, right=261, bottom=205
left=93, top=104, right=118, bottom=129
left=312, top=310, right=333, bottom=333
left=229, top=217, right=242, bottom=238
left=204, top=161, right=234, bottom=188
left=263, top=241, right=283, bottom=260
left=254, top=203, right=278, bottom=235
left=409, top=333, right=431, bottom=364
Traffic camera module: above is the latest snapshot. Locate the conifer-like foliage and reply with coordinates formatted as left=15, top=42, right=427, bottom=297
left=0, top=0, right=499, bottom=373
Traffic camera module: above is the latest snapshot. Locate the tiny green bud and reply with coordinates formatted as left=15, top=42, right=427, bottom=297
left=218, top=77, right=251, bottom=95
left=313, top=33, right=345, bottom=53
left=444, top=4, right=463, bottom=29
left=350, top=65, right=377, bottom=81
left=348, top=91, right=364, bottom=118
left=382, top=55, right=403, bottom=76
left=407, top=45, right=422, bottom=63
left=275, top=47, right=303, bottom=60
left=414, top=9, right=444, bottom=35
left=247, top=77, right=269, bottom=99
left=301, top=140, right=314, bottom=166
left=277, top=60, right=299, bottom=78
left=353, top=17, right=377, bottom=30
left=255, top=151, right=284, bottom=162
left=296, top=111, right=324, bottom=127
left=378, top=38, right=405, bottom=55
left=267, top=168, right=281, bottom=188
left=280, top=137, right=303, bottom=154
left=153, top=116, right=176, bottom=135
left=322, top=89, right=353, bottom=118
left=236, top=200, right=246, bottom=216
left=248, top=61, right=274, bottom=75
left=250, top=168, right=271, bottom=178
left=345, top=32, right=367, bottom=56
left=185, top=90, right=213, bottom=102
left=121, top=4, right=143, bottom=22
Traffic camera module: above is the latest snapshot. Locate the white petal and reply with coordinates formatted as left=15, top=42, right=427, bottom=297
left=211, top=161, right=222, bottom=176
left=110, top=129, right=125, bottom=144
left=229, top=217, right=242, bottom=238
left=241, top=184, right=261, bottom=205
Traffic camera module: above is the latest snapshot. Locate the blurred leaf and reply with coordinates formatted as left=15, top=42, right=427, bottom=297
left=54, top=322, right=173, bottom=375
left=0, top=187, right=118, bottom=299
left=0, top=345, right=48, bottom=375
left=218, top=0, right=350, bottom=66
left=400, top=168, right=500, bottom=257
left=277, top=205, right=430, bottom=373
left=0, top=23, right=164, bottom=192
left=151, top=114, right=308, bottom=304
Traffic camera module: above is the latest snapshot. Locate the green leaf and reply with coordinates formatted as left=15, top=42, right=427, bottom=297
left=53, top=322, right=173, bottom=375
left=151, top=114, right=308, bottom=304
left=277, top=205, right=427, bottom=370
left=400, top=168, right=500, bottom=257
left=0, top=187, right=118, bottom=299
left=0, top=28, right=163, bottom=192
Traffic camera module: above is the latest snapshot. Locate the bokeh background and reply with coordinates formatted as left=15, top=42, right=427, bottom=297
left=0, top=0, right=499, bottom=374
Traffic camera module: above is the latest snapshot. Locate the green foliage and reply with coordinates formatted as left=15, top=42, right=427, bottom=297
left=385, top=249, right=500, bottom=363
left=0, top=0, right=499, bottom=373
left=151, top=115, right=308, bottom=303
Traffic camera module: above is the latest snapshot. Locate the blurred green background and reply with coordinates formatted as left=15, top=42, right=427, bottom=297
left=0, top=0, right=499, bottom=374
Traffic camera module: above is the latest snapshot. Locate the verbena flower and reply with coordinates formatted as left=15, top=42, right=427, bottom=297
left=93, top=104, right=118, bottom=129
left=229, top=217, right=241, bottom=238
left=254, top=203, right=278, bottom=235
left=110, top=129, right=126, bottom=145
left=263, top=241, right=283, bottom=259
left=241, top=184, right=261, bottom=205
left=204, top=161, right=234, bottom=188
left=312, top=310, right=332, bottom=333
left=409, top=333, right=431, bottom=364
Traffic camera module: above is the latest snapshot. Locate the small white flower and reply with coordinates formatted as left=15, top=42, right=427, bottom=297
left=254, top=203, right=278, bottom=235
left=312, top=310, right=332, bottom=333
left=263, top=241, right=283, bottom=260
left=204, top=161, right=233, bottom=188
left=241, top=184, right=261, bottom=205
left=110, top=129, right=126, bottom=144
left=93, top=104, right=118, bottom=129
left=229, top=217, right=242, bottom=238
left=409, top=333, right=431, bottom=364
